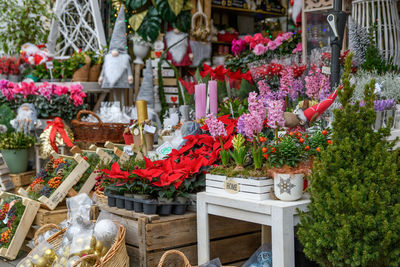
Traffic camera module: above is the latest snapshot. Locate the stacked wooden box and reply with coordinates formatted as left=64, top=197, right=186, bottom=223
left=10, top=170, right=35, bottom=194
left=97, top=201, right=261, bottom=266
left=0, top=154, right=14, bottom=192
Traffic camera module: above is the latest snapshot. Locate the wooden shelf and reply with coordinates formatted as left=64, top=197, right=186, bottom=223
left=212, top=41, right=232, bottom=45
left=212, top=4, right=285, bottom=17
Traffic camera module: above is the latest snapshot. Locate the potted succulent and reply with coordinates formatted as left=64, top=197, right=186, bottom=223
left=265, top=132, right=312, bottom=201
left=0, top=132, right=35, bottom=174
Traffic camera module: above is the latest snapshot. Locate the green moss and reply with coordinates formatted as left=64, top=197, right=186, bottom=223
left=210, top=165, right=269, bottom=178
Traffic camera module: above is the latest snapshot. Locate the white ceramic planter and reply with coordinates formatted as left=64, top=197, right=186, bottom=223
left=133, top=42, right=150, bottom=65
left=273, top=173, right=304, bottom=201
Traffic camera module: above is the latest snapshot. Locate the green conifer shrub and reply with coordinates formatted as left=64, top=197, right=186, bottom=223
left=297, top=53, right=400, bottom=267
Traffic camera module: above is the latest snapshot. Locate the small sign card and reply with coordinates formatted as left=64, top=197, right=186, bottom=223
left=156, top=141, right=173, bottom=158
left=144, top=124, right=156, bottom=134
left=123, top=146, right=134, bottom=156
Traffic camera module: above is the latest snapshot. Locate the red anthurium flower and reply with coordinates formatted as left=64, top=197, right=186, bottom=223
left=178, top=78, right=196, bottom=96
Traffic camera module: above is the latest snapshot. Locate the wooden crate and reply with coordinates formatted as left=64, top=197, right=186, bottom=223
left=98, top=203, right=261, bottom=267
left=19, top=153, right=90, bottom=210
left=10, top=170, right=35, bottom=187
left=70, top=146, right=113, bottom=195
left=0, top=175, right=14, bottom=191
left=33, top=205, right=68, bottom=226
left=206, top=174, right=273, bottom=201
left=0, top=192, right=40, bottom=260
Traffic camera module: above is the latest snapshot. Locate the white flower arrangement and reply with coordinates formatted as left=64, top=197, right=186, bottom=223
left=131, top=34, right=152, bottom=46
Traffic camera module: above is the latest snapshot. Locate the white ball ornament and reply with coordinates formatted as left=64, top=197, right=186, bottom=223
left=94, top=220, right=118, bottom=249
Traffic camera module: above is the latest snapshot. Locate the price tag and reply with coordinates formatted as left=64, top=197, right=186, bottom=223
left=144, top=124, right=156, bottom=134
left=322, top=66, right=331, bottom=75
left=156, top=141, right=173, bottom=158
left=46, top=61, right=53, bottom=70
left=123, top=146, right=134, bottom=156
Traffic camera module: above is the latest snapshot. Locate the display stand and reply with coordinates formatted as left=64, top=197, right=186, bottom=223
left=197, top=192, right=310, bottom=267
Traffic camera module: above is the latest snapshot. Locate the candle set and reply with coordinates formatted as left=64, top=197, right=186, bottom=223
left=195, top=80, right=218, bottom=120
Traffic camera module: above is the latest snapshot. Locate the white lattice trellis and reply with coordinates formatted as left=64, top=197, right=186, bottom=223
left=352, top=0, right=400, bottom=66
left=47, top=0, right=106, bottom=56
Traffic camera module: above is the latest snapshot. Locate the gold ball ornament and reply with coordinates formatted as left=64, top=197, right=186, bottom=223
left=44, top=248, right=57, bottom=261
left=35, top=257, right=48, bottom=267
left=101, top=246, right=108, bottom=257
left=95, top=240, right=103, bottom=252
left=91, top=236, right=97, bottom=248
left=32, top=254, right=41, bottom=262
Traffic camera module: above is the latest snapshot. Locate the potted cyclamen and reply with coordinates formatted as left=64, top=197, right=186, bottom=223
left=0, top=132, right=35, bottom=174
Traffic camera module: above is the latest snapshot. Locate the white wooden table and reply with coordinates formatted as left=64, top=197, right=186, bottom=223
left=197, top=192, right=310, bottom=267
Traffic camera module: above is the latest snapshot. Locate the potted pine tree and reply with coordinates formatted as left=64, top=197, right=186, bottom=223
left=298, top=54, right=400, bottom=266
left=0, top=132, right=35, bottom=174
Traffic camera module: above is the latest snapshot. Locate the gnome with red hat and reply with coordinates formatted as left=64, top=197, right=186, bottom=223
left=284, top=89, right=339, bottom=129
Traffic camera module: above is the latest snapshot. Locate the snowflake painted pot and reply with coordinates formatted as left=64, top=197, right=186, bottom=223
left=273, top=173, right=304, bottom=201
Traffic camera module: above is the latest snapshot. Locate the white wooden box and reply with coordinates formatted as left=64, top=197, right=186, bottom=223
left=206, top=174, right=273, bottom=201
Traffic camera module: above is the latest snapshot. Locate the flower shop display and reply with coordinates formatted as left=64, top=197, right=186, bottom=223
left=19, top=153, right=89, bottom=210
left=0, top=80, right=87, bottom=121
left=0, top=192, right=40, bottom=260
left=0, top=132, right=35, bottom=174
left=297, top=54, right=400, bottom=267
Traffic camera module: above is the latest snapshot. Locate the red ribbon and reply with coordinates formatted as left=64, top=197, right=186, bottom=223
left=44, top=117, right=74, bottom=153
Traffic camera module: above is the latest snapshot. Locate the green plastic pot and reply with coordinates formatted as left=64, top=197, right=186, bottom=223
left=1, top=149, right=29, bottom=174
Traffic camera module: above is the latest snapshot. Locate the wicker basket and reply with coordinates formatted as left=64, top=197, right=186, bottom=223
left=95, top=190, right=108, bottom=206
left=157, top=250, right=234, bottom=267
left=88, top=64, right=102, bottom=82
left=71, top=110, right=127, bottom=143
left=32, top=222, right=129, bottom=267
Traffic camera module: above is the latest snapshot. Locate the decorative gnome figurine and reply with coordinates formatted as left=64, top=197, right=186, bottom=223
left=10, top=103, right=37, bottom=134
left=99, top=7, right=133, bottom=105
left=137, top=59, right=155, bottom=109
left=165, top=27, right=193, bottom=66
left=284, top=89, right=339, bottom=130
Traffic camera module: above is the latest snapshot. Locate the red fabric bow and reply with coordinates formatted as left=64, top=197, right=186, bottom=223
left=44, top=117, right=74, bottom=153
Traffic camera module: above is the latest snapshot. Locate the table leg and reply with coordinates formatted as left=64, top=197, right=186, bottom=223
left=93, top=92, right=107, bottom=112
left=197, top=193, right=210, bottom=265
left=271, top=206, right=295, bottom=267
left=261, top=225, right=271, bottom=244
